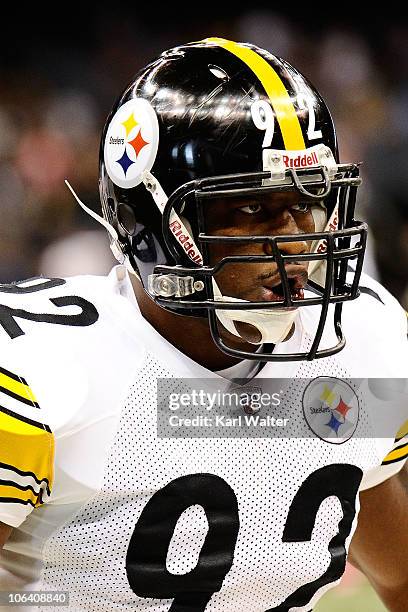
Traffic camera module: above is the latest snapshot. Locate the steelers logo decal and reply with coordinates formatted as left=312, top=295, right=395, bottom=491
left=302, top=377, right=359, bottom=444
left=104, top=98, right=159, bottom=189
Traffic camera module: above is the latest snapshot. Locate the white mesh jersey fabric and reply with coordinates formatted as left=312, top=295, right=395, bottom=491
left=1, top=265, right=406, bottom=612
left=39, top=347, right=396, bottom=611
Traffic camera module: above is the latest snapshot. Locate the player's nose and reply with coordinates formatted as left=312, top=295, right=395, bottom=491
left=262, top=225, right=308, bottom=257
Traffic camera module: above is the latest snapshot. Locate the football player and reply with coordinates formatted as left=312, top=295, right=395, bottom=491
left=0, top=37, right=407, bottom=611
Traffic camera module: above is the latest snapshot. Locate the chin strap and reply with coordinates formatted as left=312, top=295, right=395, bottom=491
left=64, top=179, right=138, bottom=277
left=212, top=279, right=298, bottom=344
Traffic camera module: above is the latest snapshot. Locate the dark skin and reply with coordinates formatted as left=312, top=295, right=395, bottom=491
left=2, top=191, right=407, bottom=609
left=348, top=467, right=408, bottom=611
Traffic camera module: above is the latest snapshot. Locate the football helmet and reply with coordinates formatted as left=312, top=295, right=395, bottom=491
left=98, top=37, right=367, bottom=361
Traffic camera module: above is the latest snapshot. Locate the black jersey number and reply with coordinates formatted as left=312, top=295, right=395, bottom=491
left=0, top=277, right=99, bottom=338
left=266, top=463, right=362, bottom=611
left=126, top=464, right=362, bottom=611
left=126, top=474, right=239, bottom=611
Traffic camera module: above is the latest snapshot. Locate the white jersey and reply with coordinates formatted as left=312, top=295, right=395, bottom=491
left=0, top=265, right=407, bottom=612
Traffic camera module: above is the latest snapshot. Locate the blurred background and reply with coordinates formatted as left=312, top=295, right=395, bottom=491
left=1, top=6, right=406, bottom=609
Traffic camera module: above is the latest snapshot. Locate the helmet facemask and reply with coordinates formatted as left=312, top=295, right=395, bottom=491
left=146, top=159, right=366, bottom=361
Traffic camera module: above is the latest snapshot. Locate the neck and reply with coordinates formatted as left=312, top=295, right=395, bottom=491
left=130, top=274, right=259, bottom=370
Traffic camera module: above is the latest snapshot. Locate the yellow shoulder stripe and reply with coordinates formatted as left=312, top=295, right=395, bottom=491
left=0, top=483, right=41, bottom=507
left=0, top=366, right=39, bottom=407
left=0, top=407, right=54, bottom=488
left=204, top=37, right=305, bottom=150
left=382, top=442, right=408, bottom=465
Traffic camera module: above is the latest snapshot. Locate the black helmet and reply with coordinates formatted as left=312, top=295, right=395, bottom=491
left=99, top=37, right=367, bottom=361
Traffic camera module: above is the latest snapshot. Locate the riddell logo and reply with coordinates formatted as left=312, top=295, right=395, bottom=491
left=282, top=151, right=319, bottom=169
left=169, top=220, right=203, bottom=265
left=316, top=210, right=339, bottom=253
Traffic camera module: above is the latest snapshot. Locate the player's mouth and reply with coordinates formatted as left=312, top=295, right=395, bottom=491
left=261, top=281, right=304, bottom=302
left=260, top=266, right=307, bottom=303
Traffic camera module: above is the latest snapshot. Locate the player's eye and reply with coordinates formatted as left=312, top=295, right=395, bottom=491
left=238, top=203, right=263, bottom=215
left=290, top=202, right=310, bottom=213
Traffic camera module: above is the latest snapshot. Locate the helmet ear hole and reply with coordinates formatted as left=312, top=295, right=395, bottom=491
left=117, top=203, right=137, bottom=236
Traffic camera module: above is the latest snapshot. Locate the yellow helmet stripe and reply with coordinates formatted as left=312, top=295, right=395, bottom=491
left=204, top=37, right=305, bottom=150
